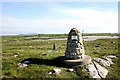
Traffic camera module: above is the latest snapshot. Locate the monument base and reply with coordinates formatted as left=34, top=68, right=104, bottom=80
left=60, top=55, right=91, bottom=67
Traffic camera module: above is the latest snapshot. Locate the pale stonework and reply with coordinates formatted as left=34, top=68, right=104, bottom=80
left=65, top=28, right=85, bottom=60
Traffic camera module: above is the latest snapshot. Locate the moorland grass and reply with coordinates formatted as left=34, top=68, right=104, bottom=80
left=2, top=35, right=120, bottom=79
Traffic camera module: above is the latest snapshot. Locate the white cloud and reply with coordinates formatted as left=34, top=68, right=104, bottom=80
left=56, top=8, right=117, bottom=28
left=2, top=7, right=118, bottom=34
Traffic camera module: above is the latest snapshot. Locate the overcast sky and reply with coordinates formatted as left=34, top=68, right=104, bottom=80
left=1, top=2, right=118, bottom=35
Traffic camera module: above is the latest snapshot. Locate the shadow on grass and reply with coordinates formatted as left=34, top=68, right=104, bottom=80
left=20, top=56, right=72, bottom=68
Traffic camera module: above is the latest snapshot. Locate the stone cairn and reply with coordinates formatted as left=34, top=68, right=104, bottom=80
left=65, top=28, right=85, bottom=59
left=62, top=28, right=117, bottom=78
left=63, top=28, right=91, bottom=66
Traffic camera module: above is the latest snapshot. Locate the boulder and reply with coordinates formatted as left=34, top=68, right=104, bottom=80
left=93, top=58, right=110, bottom=67
left=85, top=63, right=101, bottom=78
left=84, top=55, right=116, bottom=78
left=93, top=61, right=108, bottom=78
left=102, top=56, right=114, bottom=64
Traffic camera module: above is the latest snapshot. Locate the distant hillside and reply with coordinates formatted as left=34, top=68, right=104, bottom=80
left=1, top=33, right=119, bottom=39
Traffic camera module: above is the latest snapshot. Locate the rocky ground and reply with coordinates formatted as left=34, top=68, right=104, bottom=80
left=85, top=55, right=117, bottom=78
left=18, top=55, right=117, bottom=79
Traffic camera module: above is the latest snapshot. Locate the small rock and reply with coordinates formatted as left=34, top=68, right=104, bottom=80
left=22, top=61, right=31, bottom=64
left=53, top=69, right=61, bottom=74
left=16, top=40, right=19, bottom=42
left=68, top=69, right=74, bottom=72
left=18, top=63, right=28, bottom=68
left=48, top=71, right=52, bottom=74
left=29, top=46, right=33, bottom=48
left=22, top=64, right=28, bottom=67
left=48, top=50, right=52, bottom=53
left=111, top=41, right=115, bottom=44
left=18, top=60, right=31, bottom=68
left=48, top=68, right=61, bottom=74
left=48, top=70, right=55, bottom=74
left=13, top=53, right=19, bottom=57
left=14, top=54, right=18, bottom=57
left=106, top=55, right=117, bottom=59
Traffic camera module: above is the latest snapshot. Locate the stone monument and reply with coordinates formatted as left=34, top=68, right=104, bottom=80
left=63, top=28, right=91, bottom=66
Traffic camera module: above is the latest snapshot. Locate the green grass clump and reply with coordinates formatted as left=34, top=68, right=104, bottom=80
left=2, top=35, right=120, bottom=78
left=74, top=66, right=91, bottom=78
left=84, top=38, right=119, bottom=58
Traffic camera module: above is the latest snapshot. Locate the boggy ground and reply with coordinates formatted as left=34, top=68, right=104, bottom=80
left=2, top=35, right=120, bottom=78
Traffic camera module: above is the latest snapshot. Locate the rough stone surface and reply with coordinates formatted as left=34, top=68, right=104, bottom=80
left=93, top=58, right=110, bottom=67
left=63, top=28, right=92, bottom=67
left=93, top=61, right=108, bottom=78
left=84, top=55, right=116, bottom=78
left=65, top=28, right=85, bottom=59
left=85, top=62, right=101, bottom=78
left=102, top=56, right=114, bottom=64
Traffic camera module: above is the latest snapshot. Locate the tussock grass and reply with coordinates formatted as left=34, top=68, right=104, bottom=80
left=2, top=35, right=120, bottom=78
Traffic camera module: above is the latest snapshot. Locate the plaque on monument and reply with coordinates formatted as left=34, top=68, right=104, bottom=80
left=71, top=36, right=78, bottom=40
